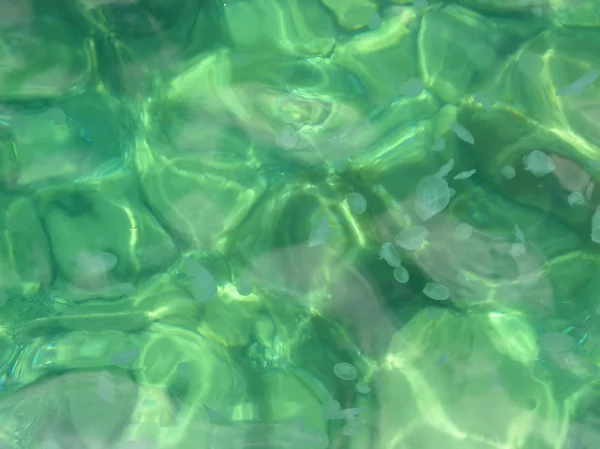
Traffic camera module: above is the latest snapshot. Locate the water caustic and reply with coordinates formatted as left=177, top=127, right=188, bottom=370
left=1, top=0, right=600, bottom=448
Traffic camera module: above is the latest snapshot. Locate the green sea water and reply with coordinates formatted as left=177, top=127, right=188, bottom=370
left=1, top=0, right=600, bottom=448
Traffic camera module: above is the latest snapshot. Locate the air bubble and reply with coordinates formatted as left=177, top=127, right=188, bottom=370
left=334, top=362, right=357, bottom=380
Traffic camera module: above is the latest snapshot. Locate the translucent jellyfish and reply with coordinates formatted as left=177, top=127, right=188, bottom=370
left=557, top=70, right=599, bottom=97
left=454, top=223, right=473, bottom=240
left=415, top=175, right=451, bottom=221
left=453, top=169, right=476, bottom=180
left=339, top=408, right=364, bottom=420
left=40, top=441, right=61, bottom=449
left=435, top=158, right=454, bottom=178
left=395, top=226, right=429, bottom=251
left=393, top=266, right=410, bottom=284
left=379, top=242, right=401, bottom=267
left=185, top=262, right=217, bottom=304
left=414, top=0, right=428, bottom=9
left=474, top=90, right=496, bottom=111
left=450, top=122, right=475, bottom=145
left=368, top=12, right=382, bottom=30
left=236, top=276, right=254, bottom=296
left=76, top=251, right=118, bottom=276
left=423, top=282, right=450, bottom=301
left=276, top=125, right=298, bottom=149
left=97, top=372, right=115, bottom=403
left=111, top=346, right=140, bottom=365
left=592, top=208, right=600, bottom=243
left=539, top=332, right=576, bottom=353
left=568, top=192, right=585, bottom=206
left=343, top=417, right=367, bottom=436
left=334, top=362, right=358, bottom=380
left=356, top=382, right=371, bottom=394
left=500, top=165, right=516, bottom=180
left=510, top=243, right=526, bottom=258
left=400, top=77, right=424, bottom=98
left=517, top=50, right=544, bottom=77
left=523, top=150, right=555, bottom=176
left=432, top=137, right=446, bottom=152
left=346, top=192, right=367, bottom=215
left=514, top=224, right=526, bottom=243
left=308, top=217, right=330, bottom=247
left=322, top=399, right=342, bottom=420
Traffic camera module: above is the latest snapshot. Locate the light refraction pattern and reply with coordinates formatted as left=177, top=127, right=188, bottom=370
left=1, top=0, right=600, bottom=448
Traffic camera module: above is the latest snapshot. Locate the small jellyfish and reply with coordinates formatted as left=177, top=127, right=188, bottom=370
left=308, top=217, right=330, bottom=247
left=435, top=158, right=454, bottom=178
left=523, top=150, right=555, bottom=176
left=432, top=137, right=446, bottom=152
left=395, top=226, right=429, bottom=251
left=111, top=346, right=140, bottom=365
left=400, top=77, right=424, bottom=98
left=474, top=90, right=496, bottom=111
left=346, top=192, right=367, bottom=215
left=342, top=418, right=367, bottom=437
left=510, top=243, right=526, bottom=257
left=367, top=12, right=381, bottom=30
left=40, top=441, right=61, bottom=449
left=453, top=169, right=476, bottom=180
left=514, top=225, right=526, bottom=243
left=450, top=122, right=475, bottom=145
left=455, top=223, right=473, bottom=240
left=276, top=125, right=298, bottom=149
left=356, top=382, right=371, bottom=394
left=500, top=165, right=516, bottom=180
left=414, top=175, right=451, bottom=221
left=334, top=362, right=357, bottom=381
left=517, top=50, right=544, bottom=77
left=379, top=242, right=401, bottom=267
left=423, top=282, right=450, bottom=301
left=568, top=192, right=585, bottom=206
left=557, top=70, right=598, bottom=97
left=393, top=266, right=410, bottom=284
left=539, top=332, right=576, bottom=353
left=185, top=261, right=217, bottom=304
left=97, top=372, right=115, bottom=403
left=76, top=250, right=118, bottom=276
left=236, top=276, right=254, bottom=296
left=322, top=399, right=342, bottom=420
